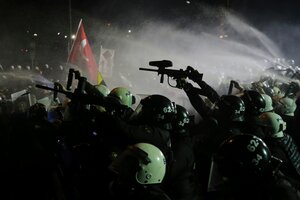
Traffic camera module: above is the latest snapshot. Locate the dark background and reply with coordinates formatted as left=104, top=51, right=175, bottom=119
left=1, top=0, right=300, bottom=67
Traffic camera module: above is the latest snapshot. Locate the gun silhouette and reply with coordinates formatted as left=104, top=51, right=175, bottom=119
left=36, top=68, right=128, bottom=112
left=36, top=83, right=104, bottom=105
left=139, top=60, right=202, bottom=87
left=36, top=68, right=104, bottom=104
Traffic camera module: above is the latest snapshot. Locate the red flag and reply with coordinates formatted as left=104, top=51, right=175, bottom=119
left=67, top=19, right=104, bottom=85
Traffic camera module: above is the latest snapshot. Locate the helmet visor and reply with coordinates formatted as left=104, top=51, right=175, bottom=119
left=108, top=146, right=150, bottom=179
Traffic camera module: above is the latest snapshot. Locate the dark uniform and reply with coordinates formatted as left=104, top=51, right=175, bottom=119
left=207, top=171, right=300, bottom=200
left=265, top=133, right=300, bottom=182
left=163, top=133, right=201, bottom=200
left=109, top=179, right=171, bottom=200
left=94, top=95, right=175, bottom=199
left=180, top=78, right=245, bottom=197
left=207, top=134, right=300, bottom=200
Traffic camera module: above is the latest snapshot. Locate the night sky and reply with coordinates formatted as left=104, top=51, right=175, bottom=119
left=1, top=0, right=300, bottom=66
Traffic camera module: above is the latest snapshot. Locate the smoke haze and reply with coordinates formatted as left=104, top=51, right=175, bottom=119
left=1, top=1, right=300, bottom=119
left=84, top=7, right=290, bottom=116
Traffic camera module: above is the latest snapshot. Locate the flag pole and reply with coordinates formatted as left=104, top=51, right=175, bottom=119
left=68, top=0, right=73, bottom=55
left=97, top=45, right=103, bottom=85
left=98, top=45, right=102, bottom=65
left=67, top=18, right=83, bottom=62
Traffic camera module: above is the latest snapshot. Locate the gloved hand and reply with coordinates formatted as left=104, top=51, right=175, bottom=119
left=182, top=81, right=194, bottom=92
left=176, top=78, right=188, bottom=89
left=187, top=66, right=203, bottom=82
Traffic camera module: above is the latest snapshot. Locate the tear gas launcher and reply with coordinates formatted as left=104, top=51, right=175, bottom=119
left=139, top=60, right=203, bottom=88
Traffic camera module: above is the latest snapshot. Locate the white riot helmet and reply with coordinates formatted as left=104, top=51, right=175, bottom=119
left=261, top=94, right=273, bottom=112
left=257, top=112, right=286, bottom=138
left=109, top=143, right=166, bottom=184
left=272, top=86, right=284, bottom=98
left=108, top=87, right=135, bottom=107
left=276, top=97, right=297, bottom=116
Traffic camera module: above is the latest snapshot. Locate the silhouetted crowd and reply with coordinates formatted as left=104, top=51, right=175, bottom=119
left=1, top=62, right=300, bottom=200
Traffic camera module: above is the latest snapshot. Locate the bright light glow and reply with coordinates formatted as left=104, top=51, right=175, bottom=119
left=186, top=1, right=191, bottom=4
left=64, top=35, right=68, bottom=38
left=71, top=34, right=76, bottom=39
left=92, top=132, right=98, bottom=136
left=57, top=32, right=61, bottom=35
left=33, top=33, right=38, bottom=37
left=128, top=29, right=131, bottom=33
left=219, top=34, right=228, bottom=39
